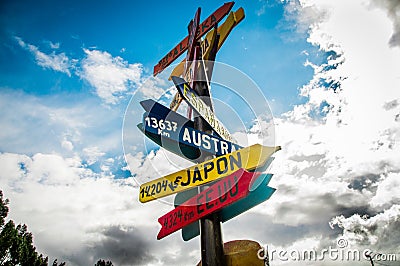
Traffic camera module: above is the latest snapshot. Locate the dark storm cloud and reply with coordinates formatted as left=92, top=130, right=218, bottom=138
left=347, top=173, right=381, bottom=192
left=383, top=99, right=399, bottom=111
left=90, top=225, right=156, bottom=266
left=373, top=0, right=400, bottom=47
left=332, top=207, right=400, bottom=253
left=230, top=212, right=314, bottom=246
left=335, top=204, right=378, bottom=218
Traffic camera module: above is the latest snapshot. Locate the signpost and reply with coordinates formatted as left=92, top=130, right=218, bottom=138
left=157, top=168, right=257, bottom=239
left=135, top=3, right=281, bottom=265
left=138, top=111, right=242, bottom=159
left=139, top=99, right=241, bottom=160
left=169, top=8, right=245, bottom=80
left=139, top=144, right=280, bottom=203
left=176, top=172, right=276, bottom=241
left=140, top=99, right=194, bottom=128
left=185, top=8, right=201, bottom=74
left=153, top=2, right=235, bottom=76
left=171, top=76, right=235, bottom=143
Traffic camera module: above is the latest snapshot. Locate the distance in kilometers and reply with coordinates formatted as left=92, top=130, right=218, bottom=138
left=141, top=111, right=242, bottom=157
left=157, top=168, right=256, bottom=239
left=139, top=144, right=281, bottom=203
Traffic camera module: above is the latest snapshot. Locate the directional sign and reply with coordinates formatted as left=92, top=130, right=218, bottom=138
left=157, top=168, right=258, bottom=239
left=139, top=144, right=281, bottom=203
left=141, top=100, right=241, bottom=158
left=153, top=2, right=235, bottom=76
left=169, top=8, right=245, bottom=79
left=170, top=41, right=202, bottom=112
left=176, top=173, right=276, bottom=241
left=140, top=99, right=194, bottom=128
left=174, top=156, right=275, bottom=208
left=171, top=76, right=234, bottom=143
left=185, top=8, right=201, bottom=72
left=138, top=122, right=200, bottom=161
left=139, top=111, right=242, bottom=159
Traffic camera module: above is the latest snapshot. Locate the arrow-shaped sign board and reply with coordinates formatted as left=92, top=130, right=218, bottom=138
left=169, top=8, right=245, bottom=80
left=176, top=173, right=276, bottom=241
left=139, top=144, right=280, bottom=203
left=153, top=2, right=235, bottom=76
left=171, top=76, right=234, bottom=143
left=139, top=110, right=242, bottom=158
left=138, top=122, right=201, bottom=161
left=185, top=8, right=201, bottom=73
left=139, top=99, right=242, bottom=159
left=140, top=99, right=194, bottom=128
left=157, top=168, right=258, bottom=239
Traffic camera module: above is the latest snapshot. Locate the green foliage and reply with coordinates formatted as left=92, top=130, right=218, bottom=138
left=1, top=191, right=112, bottom=266
left=95, top=259, right=114, bottom=266
left=52, top=259, right=66, bottom=266
left=0, top=190, right=49, bottom=265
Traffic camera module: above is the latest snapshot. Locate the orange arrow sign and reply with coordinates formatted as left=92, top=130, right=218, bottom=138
left=153, top=2, right=234, bottom=76
left=157, top=168, right=258, bottom=239
left=169, top=8, right=245, bottom=80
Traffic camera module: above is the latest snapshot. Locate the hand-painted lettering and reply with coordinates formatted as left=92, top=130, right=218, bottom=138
left=181, top=172, right=190, bottom=187
left=203, top=161, right=214, bottom=179
left=192, top=167, right=203, bottom=183
left=196, top=194, right=204, bottom=214
left=205, top=189, right=214, bottom=209
left=216, top=157, right=228, bottom=174
left=229, top=152, right=242, bottom=171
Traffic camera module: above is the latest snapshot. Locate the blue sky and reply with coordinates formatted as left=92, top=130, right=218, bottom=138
left=0, top=0, right=320, bottom=113
left=1, top=0, right=400, bottom=265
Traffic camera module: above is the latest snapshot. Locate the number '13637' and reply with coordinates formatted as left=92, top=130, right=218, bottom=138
left=144, top=117, right=178, bottom=132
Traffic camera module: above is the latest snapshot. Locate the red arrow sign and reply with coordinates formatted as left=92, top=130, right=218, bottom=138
left=153, top=2, right=234, bottom=76
left=185, top=7, right=201, bottom=67
left=157, top=168, right=259, bottom=240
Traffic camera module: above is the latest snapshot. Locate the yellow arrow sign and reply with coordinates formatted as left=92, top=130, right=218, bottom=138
left=139, top=144, right=280, bottom=203
left=168, top=8, right=245, bottom=80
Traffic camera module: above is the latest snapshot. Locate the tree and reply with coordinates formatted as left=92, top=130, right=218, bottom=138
left=0, top=190, right=61, bottom=266
left=95, top=259, right=114, bottom=266
left=1, top=190, right=109, bottom=266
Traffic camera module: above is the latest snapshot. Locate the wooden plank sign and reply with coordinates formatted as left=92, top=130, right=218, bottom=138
left=171, top=76, right=234, bottom=143
left=185, top=8, right=201, bottom=72
left=157, top=168, right=258, bottom=239
left=139, top=144, right=281, bottom=203
left=139, top=111, right=242, bottom=159
left=140, top=99, right=194, bottom=128
left=153, top=2, right=235, bottom=76
left=169, top=8, right=245, bottom=80
left=138, top=122, right=200, bottom=161
left=177, top=173, right=276, bottom=241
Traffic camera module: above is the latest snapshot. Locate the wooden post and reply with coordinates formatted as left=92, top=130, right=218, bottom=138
left=192, top=33, right=226, bottom=266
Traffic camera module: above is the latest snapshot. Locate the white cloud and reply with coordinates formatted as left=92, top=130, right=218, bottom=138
left=330, top=204, right=400, bottom=250
left=242, top=0, right=400, bottom=257
left=371, top=0, right=400, bottom=47
left=80, top=49, right=142, bottom=104
left=15, top=36, right=72, bottom=76
left=370, top=172, right=400, bottom=208
left=83, top=146, right=106, bottom=165
left=3, top=0, right=400, bottom=264
left=0, top=88, right=127, bottom=155
left=0, top=151, right=170, bottom=265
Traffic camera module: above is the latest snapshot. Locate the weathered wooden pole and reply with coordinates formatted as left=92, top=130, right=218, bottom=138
left=192, top=30, right=226, bottom=265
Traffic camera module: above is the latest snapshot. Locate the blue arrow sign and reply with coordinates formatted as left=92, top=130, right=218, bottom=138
left=139, top=99, right=242, bottom=161
left=175, top=173, right=276, bottom=241
left=140, top=99, right=194, bottom=128
left=138, top=122, right=202, bottom=161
